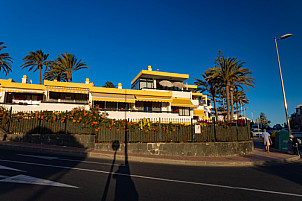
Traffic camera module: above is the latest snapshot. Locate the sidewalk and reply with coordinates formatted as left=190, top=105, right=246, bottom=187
left=0, top=138, right=300, bottom=167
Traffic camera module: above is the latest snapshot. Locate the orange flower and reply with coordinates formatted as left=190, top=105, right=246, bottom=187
left=82, top=123, right=85, bottom=126
left=117, top=129, right=119, bottom=132
left=73, top=120, right=76, bottom=123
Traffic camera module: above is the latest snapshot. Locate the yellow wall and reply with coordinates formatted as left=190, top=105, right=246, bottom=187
left=131, top=70, right=189, bottom=85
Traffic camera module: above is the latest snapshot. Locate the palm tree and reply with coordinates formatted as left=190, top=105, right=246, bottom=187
left=21, top=50, right=49, bottom=85
left=55, top=53, right=89, bottom=82
left=233, top=89, right=248, bottom=116
left=43, top=61, right=67, bottom=82
left=0, top=42, right=13, bottom=75
left=195, top=68, right=221, bottom=121
left=229, top=67, right=255, bottom=120
left=211, top=51, right=255, bottom=121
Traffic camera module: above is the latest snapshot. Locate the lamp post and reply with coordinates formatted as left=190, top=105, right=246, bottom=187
left=244, top=107, right=248, bottom=118
left=251, top=111, right=255, bottom=122
left=274, top=34, right=292, bottom=136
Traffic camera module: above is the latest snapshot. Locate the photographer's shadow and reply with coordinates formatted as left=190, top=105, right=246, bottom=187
left=101, top=134, right=138, bottom=201
left=113, top=160, right=138, bottom=201
left=113, top=129, right=138, bottom=201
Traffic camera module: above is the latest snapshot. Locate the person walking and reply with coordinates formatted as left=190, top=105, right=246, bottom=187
left=289, top=135, right=301, bottom=156
left=262, top=129, right=272, bottom=152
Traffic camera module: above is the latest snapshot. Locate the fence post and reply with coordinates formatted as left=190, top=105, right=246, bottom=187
left=159, top=117, right=161, bottom=142
left=65, top=119, right=67, bottom=134
left=38, top=117, right=42, bottom=144
left=213, top=117, right=217, bottom=142
left=247, top=119, right=250, bottom=140
left=236, top=120, right=239, bottom=141
left=7, top=107, right=12, bottom=133
left=125, top=118, right=128, bottom=144
left=191, top=118, right=194, bottom=142
left=65, top=110, right=68, bottom=135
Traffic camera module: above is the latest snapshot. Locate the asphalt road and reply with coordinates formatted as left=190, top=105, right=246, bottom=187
left=0, top=148, right=301, bottom=201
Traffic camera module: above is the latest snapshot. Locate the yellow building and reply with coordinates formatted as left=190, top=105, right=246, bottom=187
left=0, top=66, right=212, bottom=122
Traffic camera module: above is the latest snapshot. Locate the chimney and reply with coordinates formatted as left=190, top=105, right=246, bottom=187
left=118, top=83, right=122, bottom=89
left=148, top=65, right=152, bottom=71
left=22, top=75, right=27, bottom=84
left=85, top=78, right=90, bottom=84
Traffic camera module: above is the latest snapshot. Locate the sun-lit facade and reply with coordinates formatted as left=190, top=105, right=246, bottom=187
left=0, top=66, right=212, bottom=122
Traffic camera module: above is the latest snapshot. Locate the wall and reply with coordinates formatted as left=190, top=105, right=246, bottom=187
left=106, top=110, right=192, bottom=122
left=172, top=91, right=191, bottom=99
left=95, top=141, right=254, bottom=157
left=0, top=103, right=89, bottom=112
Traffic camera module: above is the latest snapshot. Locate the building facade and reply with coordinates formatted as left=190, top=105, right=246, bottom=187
left=290, top=104, right=302, bottom=131
left=0, top=66, right=212, bottom=122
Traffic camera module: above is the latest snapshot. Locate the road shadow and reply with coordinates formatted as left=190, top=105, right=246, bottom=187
left=251, top=139, right=302, bottom=187
left=101, top=121, right=138, bottom=201
left=113, top=130, right=138, bottom=201
left=3, top=126, right=91, bottom=148
left=0, top=127, right=88, bottom=201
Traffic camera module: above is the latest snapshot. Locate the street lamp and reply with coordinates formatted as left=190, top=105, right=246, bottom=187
left=274, top=33, right=292, bottom=136
left=251, top=111, right=255, bottom=122
left=244, top=107, right=248, bottom=118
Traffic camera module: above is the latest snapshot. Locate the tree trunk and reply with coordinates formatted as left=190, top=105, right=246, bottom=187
left=230, top=87, right=234, bottom=121
left=39, top=65, right=42, bottom=85
left=236, top=101, right=239, bottom=118
left=226, top=82, right=230, bottom=122
left=222, top=95, right=226, bottom=121
left=67, top=72, right=72, bottom=82
left=212, top=92, right=218, bottom=121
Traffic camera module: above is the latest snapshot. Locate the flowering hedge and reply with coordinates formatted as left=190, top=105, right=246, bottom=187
left=0, top=106, right=248, bottom=136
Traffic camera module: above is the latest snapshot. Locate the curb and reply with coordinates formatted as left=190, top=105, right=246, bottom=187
left=0, top=143, right=300, bottom=167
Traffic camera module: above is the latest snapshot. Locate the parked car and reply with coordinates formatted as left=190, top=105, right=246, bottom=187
left=251, top=128, right=262, bottom=137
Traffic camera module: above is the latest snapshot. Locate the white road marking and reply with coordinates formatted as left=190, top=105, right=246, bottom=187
left=17, top=154, right=59, bottom=160
left=0, top=174, right=78, bottom=188
left=1, top=159, right=301, bottom=197
left=0, top=165, right=25, bottom=172
left=17, top=154, right=123, bottom=166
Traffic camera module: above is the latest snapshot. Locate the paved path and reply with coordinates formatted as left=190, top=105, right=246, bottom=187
left=0, top=138, right=300, bottom=167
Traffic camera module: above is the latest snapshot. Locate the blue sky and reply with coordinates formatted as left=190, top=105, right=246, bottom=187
left=1, top=0, right=301, bottom=126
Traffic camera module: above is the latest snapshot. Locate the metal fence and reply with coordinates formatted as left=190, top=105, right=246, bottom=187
left=95, top=119, right=250, bottom=143
left=1, top=115, right=250, bottom=143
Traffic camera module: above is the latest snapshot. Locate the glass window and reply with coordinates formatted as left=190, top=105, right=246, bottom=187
left=131, top=79, right=139, bottom=90
left=147, top=82, right=153, bottom=88
left=106, top=102, right=118, bottom=110
left=179, top=108, right=190, bottom=116
left=135, top=101, right=161, bottom=112
left=118, top=102, right=126, bottom=110
left=139, top=78, right=153, bottom=89
left=140, top=81, right=146, bottom=89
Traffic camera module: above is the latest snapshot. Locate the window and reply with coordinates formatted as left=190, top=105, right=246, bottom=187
left=139, top=78, right=153, bottom=89
left=131, top=79, right=139, bottom=90
left=106, top=102, right=118, bottom=110
left=179, top=108, right=190, bottom=116
left=49, top=92, right=88, bottom=101
left=135, top=101, right=161, bottom=112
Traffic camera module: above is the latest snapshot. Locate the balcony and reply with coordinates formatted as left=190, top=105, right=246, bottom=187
left=47, top=99, right=88, bottom=104
left=12, top=100, right=41, bottom=105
